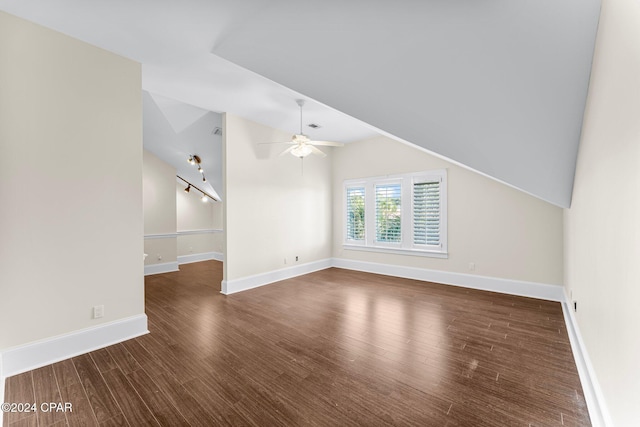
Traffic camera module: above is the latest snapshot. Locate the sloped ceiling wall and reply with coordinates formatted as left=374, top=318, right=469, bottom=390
left=143, top=92, right=223, bottom=200
left=213, top=0, right=601, bottom=207
left=0, top=0, right=601, bottom=207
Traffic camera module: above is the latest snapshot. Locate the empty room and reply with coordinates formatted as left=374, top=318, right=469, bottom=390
left=1, top=1, right=638, bottom=426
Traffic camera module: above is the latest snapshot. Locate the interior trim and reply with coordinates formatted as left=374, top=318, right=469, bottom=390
left=221, top=259, right=332, bottom=295
left=177, top=229, right=223, bottom=235
left=178, top=252, right=224, bottom=265
left=143, top=233, right=177, bottom=239
left=331, top=258, right=565, bottom=301
left=561, top=291, right=612, bottom=427
left=0, top=314, right=148, bottom=380
left=144, top=261, right=179, bottom=276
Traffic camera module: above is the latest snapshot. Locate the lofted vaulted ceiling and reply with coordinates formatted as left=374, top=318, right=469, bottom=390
left=143, top=91, right=223, bottom=201
left=0, top=0, right=601, bottom=207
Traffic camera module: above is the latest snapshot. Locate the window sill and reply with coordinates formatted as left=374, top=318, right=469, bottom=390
left=343, top=244, right=449, bottom=259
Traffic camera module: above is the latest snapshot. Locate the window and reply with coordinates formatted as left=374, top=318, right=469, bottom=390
left=412, top=179, right=441, bottom=247
left=375, top=183, right=402, bottom=244
left=344, top=170, right=447, bottom=258
left=346, top=186, right=365, bottom=242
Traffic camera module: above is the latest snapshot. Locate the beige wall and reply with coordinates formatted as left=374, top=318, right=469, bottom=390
left=177, top=232, right=223, bottom=257
left=564, top=0, right=640, bottom=424
left=0, top=12, right=143, bottom=349
left=176, top=181, right=223, bottom=257
left=143, top=150, right=177, bottom=266
left=176, top=181, right=220, bottom=230
left=333, top=136, right=564, bottom=285
left=144, top=150, right=177, bottom=235
left=143, top=152, right=223, bottom=264
left=223, top=114, right=332, bottom=281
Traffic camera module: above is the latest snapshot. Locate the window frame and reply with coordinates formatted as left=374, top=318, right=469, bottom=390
left=343, top=169, right=448, bottom=258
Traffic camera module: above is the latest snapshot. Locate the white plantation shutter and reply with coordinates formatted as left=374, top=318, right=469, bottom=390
left=344, top=170, right=446, bottom=257
left=346, top=186, right=365, bottom=241
left=375, top=183, right=402, bottom=243
left=412, top=180, right=441, bottom=247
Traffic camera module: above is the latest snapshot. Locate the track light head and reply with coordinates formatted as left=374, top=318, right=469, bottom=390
left=184, top=184, right=191, bottom=193
left=201, top=194, right=207, bottom=202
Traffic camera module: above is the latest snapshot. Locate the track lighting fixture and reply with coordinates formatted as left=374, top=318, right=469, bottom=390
left=188, top=154, right=207, bottom=177
left=177, top=175, right=218, bottom=202
left=182, top=154, right=214, bottom=202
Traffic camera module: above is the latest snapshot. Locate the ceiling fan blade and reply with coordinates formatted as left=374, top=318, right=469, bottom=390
left=259, top=141, right=295, bottom=145
left=309, top=145, right=327, bottom=157
left=279, top=146, right=296, bottom=156
left=308, top=140, right=344, bottom=147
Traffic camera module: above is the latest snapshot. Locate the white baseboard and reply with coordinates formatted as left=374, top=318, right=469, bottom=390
left=0, top=314, right=148, bottom=379
left=561, top=291, right=612, bottom=427
left=331, top=258, right=565, bottom=302
left=144, top=261, right=179, bottom=276
left=221, top=259, right=332, bottom=295
left=220, top=257, right=564, bottom=300
left=177, top=251, right=224, bottom=265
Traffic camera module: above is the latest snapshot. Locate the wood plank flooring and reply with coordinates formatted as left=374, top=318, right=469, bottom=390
left=3, top=261, right=591, bottom=426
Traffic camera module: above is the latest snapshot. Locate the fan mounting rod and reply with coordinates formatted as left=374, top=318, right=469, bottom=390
left=295, top=99, right=306, bottom=135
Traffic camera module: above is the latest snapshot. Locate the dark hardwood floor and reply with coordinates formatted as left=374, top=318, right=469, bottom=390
left=3, top=261, right=590, bottom=426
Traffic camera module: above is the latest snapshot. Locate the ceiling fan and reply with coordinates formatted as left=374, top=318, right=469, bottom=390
left=261, top=99, right=344, bottom=158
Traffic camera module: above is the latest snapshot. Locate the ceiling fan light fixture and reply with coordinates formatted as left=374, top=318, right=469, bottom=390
left=188, top=156, right=195, bottom=165
left=292, top=134, right=310, bottom=144
left=291, top=144, right=313, bottom=158
left=257, top=99, right=342, bottom=161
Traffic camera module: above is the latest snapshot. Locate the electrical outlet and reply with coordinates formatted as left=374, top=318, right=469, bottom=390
left=469, top=262, right=475, bottom=271
left=573, top=301, right=577, bottom=312
left=295, top=256, right=299, bottom=262
left=93, top=305, right=104, bottom=319
left=157, top=254, right=162, bottom=261
left=284, top=258, right=287, bottom=264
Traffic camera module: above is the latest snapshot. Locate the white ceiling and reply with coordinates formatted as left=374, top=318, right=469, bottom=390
left=0, top=0, right=601, bottom=207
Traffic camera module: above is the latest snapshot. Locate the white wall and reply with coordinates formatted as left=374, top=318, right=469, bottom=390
left=333, top=136, right=564, bottom=286
left=223, top=113, right=332, bottom=282
left=564, top=0, right=640, bottom=424
left=0, top=12, right=143, bottom=349
left=143, top=150, right=177, bottom=266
